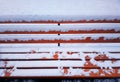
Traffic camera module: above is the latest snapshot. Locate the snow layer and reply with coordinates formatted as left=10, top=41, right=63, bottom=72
left=0, top=43, right=120, bottom=52
left=0, top=34, right=119, bottom=41
left=0, top=0, right=120, bottom=21
left=0, top=43, right=120, bottom=76
left=1, top=51, right=120, bottom=59
left=0, top=23, right=120, bottom=32
left=1, top=43, right=120, bottom=48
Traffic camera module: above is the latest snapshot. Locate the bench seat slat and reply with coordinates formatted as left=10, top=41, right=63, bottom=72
left=0, top=34, right=119, bottom=43
left=0, top=61, right=120, bottom=67
left=0, top=68, right=120, bottom=77
left=0, top=47, right=120, bottom=52
left=0, top=53, right=120, bottom=59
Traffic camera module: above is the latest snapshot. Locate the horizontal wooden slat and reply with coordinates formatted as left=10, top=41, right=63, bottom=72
left=1, top=66, right=120, bottom=69
left=0, top=68, right=120, bottom=77
left=0, top=34, right=119, bottom=43
left=0, top=43, right=120, bottom=46
left=0, top=34, right=119, bottom=40
left=0, top=23, right=120, bottom=34
left=0, top=34, right=119, bottom=39
left=0, top=47, right=119, bottom=52
left=0, top=59, right=120, bottom=63
left=0, top=51, right=120, bottom=54
left=0, top=52, right=50, bottom=54
left=0, top=59, right=82, bottom=61
left=0, top=53, right=120, bottom=59
left=0, top=30, right=119, bottom=34
left=0, top=61, right=85, bottom=67
left=0, top=40, right=119, bottom=43
left=0, top=19, right=120, bottom=23
left=0, top=61, right=120, bottom=67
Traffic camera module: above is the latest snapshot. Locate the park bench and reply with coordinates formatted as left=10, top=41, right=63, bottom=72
left=0, top=22, right=120, bottom=78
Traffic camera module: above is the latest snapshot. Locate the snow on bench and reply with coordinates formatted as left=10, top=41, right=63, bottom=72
left=0, top=23, right=120, bottom=78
